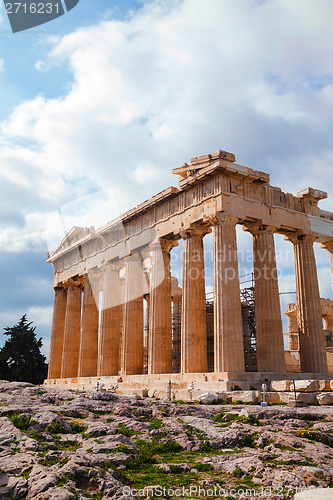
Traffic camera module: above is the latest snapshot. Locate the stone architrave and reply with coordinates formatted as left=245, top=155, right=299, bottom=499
left=213, top=214, right=245, bottom=373
left=121, top=253, right=145, bottom=375
left=98, top=264, right=123, bottom=376
left=180, top=226, right=210, bottom=373
left=47, top=286, right=67, bottom=379
left=78, top=274, right=99, bottom=377
left=247, top=223, right=286, bottom=373
left=61, top=280, right=83, bottom=378
left=289, top=233, right=328, bottom=373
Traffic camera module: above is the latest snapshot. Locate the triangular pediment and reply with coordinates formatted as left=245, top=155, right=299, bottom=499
left=50, top=226, right=92, bottom=257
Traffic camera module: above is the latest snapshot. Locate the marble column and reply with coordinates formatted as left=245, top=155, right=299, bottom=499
left=181, top=226, right=209, bottom=373
left=121, top=254, right=145, bottom=375
left=320, top=240, right=333, bottom=291
left=47, top=286, right=67, bottom=379
left=323, top=314, right=333, bottom=334
left=98, top=264, right=123, bottom=376
left=148, top=240, right=174, bottom=374
left=78, top=275, right=99, bottom=377
left=61, top=280, right=83, bottom=378
left=285, top=306, right=299, bottom=350
left=247, top=224, right=285, bottom=372
left=290, top=234, right=328, bottom=373
left=171, top=294, right=182, bottom=374
left=213, top=215, right=245, bottom=373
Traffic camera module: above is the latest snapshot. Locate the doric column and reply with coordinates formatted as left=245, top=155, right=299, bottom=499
left=289, top=233, right=328, bottom=373
left=148, top=239, right=175, bottom=374
left=213, top=215, right=245, bottom=373
left=320, top=240, right=333, bottom=291
left=180, top=226, right=210, bottom=373
left=78, top=274, right=99, bottom=377
left=284, top=304, right=299, bottom=350
left=61, top=279, right=83, bottom=378
left=171, top=277, right=182, bottom=374
left=98, top=264, right=123, bottom=376
left=121, top=253, right=145, bottom=375
left=323, top=315, right=333, bottom=333
left=47, top=286, right=67, bottom=379
left=246, top=223, right=285, bottom=372
left=172, top=295, right=182, bottom=373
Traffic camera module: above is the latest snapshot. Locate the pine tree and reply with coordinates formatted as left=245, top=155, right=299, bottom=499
left=0, top=315, right=48, bottom=384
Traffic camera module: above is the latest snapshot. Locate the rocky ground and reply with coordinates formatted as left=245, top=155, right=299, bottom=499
left=0, top=382, right=332, bottom=499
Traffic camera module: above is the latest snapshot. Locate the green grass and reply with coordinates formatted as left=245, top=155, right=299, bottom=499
left=47, top=420, right=67, bottom=434
left=9, top=413, right=31, bottom=431
left=39, top=456, right=70, bottom=467
left=148, top=419, right=163, bottom=430
left=124, top=437, right=182, bottom=470
left=71, top=420, right=87, bottom=434
left=296, top=429, right=333, bottom=448
left=117, top=424, right=135, bottom=437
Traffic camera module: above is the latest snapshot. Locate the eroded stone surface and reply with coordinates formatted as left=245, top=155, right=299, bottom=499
left=0, top=382, right=332, bottom=499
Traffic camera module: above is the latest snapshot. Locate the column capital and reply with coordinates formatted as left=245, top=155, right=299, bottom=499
left=102, top=260, right=123, bottom=272
left=150, top=237, right=178, bottom=253
left=180, top=224, right=211, bottom=240
left=123, top=252, right=142, bottom=262
left=320, top=239, right=333, bottom=252
left=210, top=212, right=239, bottom=226
left=285, top=232, right=317, bottom=245
left=53, top=284, right=66, bottom=292
left=66, top=277, right=84, bottom=288
left=243, top=221, right=277, bottom=236
left=85, top=267, right=104, bottom=281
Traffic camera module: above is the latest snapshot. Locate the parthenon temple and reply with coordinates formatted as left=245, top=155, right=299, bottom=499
left=45, top=150, right=333, bottom=396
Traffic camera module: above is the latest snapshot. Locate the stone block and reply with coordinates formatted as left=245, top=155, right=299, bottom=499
left=197, top=392, right=218, bottom=404
left=278, top=392, right=317, bottom=405
left=264, top=392, right=281, bottom=404
left=224, top=381, right=250, bottom=391
left=317, top=392, right=333, bottom=405
left=270, top=380, right=292, bottom=392
left=318, top=380, right=331, bottom=391
left=231, top=390, right=259, bottom=403
left=294, top=380, right=320, bottom=392
left=216, top=391, right=233, bottom=403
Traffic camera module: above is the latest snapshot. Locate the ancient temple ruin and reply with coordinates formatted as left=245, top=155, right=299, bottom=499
left=45, top=150, right=333, bottom=397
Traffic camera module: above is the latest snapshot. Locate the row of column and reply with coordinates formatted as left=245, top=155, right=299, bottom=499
left=48, top=215, right=329, bottom=379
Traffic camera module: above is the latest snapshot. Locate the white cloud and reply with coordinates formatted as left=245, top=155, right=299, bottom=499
left=0, top=59, right=4, bottom=72
left=0, top=0, right=333, bottom=258
left=27, top=306, right=53, bottom=326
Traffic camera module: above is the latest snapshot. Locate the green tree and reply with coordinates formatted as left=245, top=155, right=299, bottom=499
left=0, top=315, right=48, bottom=384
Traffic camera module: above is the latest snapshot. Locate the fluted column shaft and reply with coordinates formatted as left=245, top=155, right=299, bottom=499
left=78, top=275, right=99, bottom=377
left=47, top=286, right=67, bottom=379
left=320, top=240, right=333, bottom=292
left=172, top=295, right=182, bottom=373
left=181, top=227, right=209, bottom=373
left=323, top=315, right=333, bottom=333
left=121, top=254, right=144, bottom=375
left=285, top=308, right=299, bottom=349
left=61, top=281, right=82, bottom=378
left=214, top=216, right=245, bottom=372
left=98, top=265, right=123, bottom=376
left=148, top=241, right=173, bottom=374
left=249, top=224, right=285, bottom=372
left=292, top=235, right=328, bottom=373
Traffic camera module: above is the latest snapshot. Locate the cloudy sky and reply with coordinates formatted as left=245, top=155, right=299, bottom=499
left=0, top=0, right=333, bottom=358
